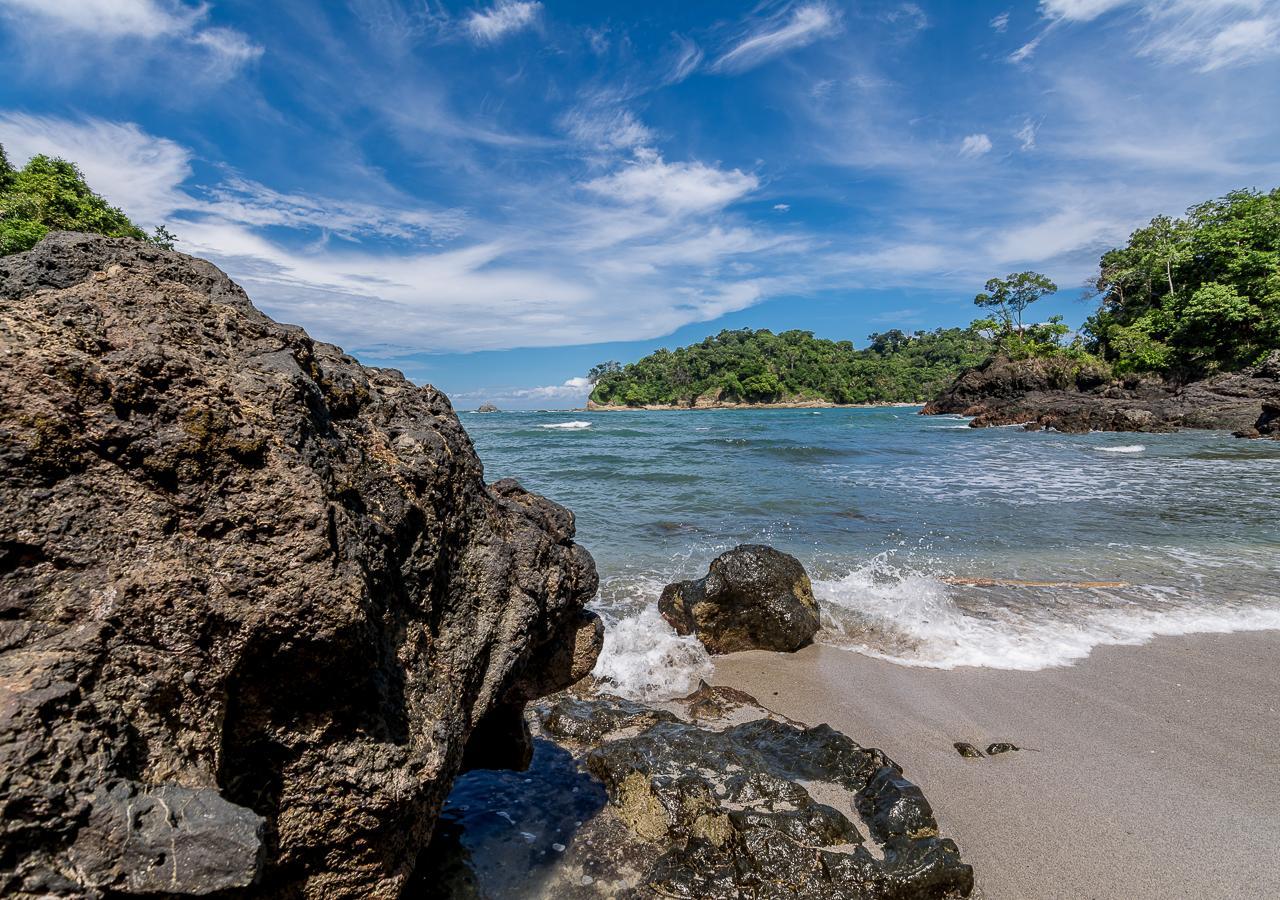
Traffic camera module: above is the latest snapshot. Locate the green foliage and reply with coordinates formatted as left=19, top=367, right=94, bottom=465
left=974, top=271, right=1058, bottom=335
left=589, top=327, right=995, bottom=407
left=0, top=142, right=178, bottom=256
left=1084, top=188, right=1280, bottom=376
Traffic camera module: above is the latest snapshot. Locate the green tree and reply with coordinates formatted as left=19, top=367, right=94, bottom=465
left=0, top=142, right=177, bottom=256
left=974, top=271, right=1059, bottom=336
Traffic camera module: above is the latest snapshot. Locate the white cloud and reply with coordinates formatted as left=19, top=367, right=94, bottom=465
left=465, top=1, right=541, bottom=43
left=1009, top=35, right=1043, bottom=62
left=991, top=12, right=1011, bottom=32
left=773, top=203, right=791, bottom=212
left=561, top=107, right=655, bottom=151
left=0, top=112, right=192, bottom=224
left=665, top=35, right=704, bottom=84
left=456, top=376, right=593, bottom=404
left=582, top=149, right=759, bottom=215
left=0, top=0, right=261, bottom=74
left=713, top=3, right=840, bottom=73
left=1015, top=119, right=1039, bottom=150
left=959, top=133, right=993, bottom=157
left=1030, top=0, right=1280, bottom=72
left=1040, top=0, right=1129, bottom=22
left=0, top=114, right=796, bottom=353
left=881, top=3, right=929, bottom=33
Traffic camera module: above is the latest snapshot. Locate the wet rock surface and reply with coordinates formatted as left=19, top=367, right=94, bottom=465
left=659, top=545, right=822, bottom=654
left=416, top=683, right=973, bottom=899
left=0, top=234, right=599, bottom=897
left=922, top=352, right=1280, bottom=437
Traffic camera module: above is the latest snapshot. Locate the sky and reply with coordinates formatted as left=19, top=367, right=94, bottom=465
left=1, top=1, right=1278, bottom=408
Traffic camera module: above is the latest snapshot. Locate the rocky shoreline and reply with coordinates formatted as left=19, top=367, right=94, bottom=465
left=0, top=235, right=972, bottom=899
left=921, top=353, right=1280, bottom=437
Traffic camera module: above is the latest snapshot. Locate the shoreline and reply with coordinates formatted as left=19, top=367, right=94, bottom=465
left=581, top=400, right=924, bottom=411
left=712, top=630, right=1280, bottom=899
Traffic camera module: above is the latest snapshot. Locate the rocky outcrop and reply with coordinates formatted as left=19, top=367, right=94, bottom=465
left=414, top=684, right=973, bottom=899
left=922, top=352, right=1280, bottom=436
left=659, top=545, right=821, bottom=654
left=477, top=403, right=500, bottom=413
left=0, top=233, right=601, bottom=897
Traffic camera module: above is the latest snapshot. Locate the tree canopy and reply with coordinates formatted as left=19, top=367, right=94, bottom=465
left=0, top=143, right=174, bottom=256
left=588, top=327, right=994, bottom=407
left=974, top=272, right=1058, bottom=335
left=1083, top=188, right=1279, bottom=377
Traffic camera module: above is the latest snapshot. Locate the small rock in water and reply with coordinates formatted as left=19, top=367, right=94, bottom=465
left=552, top=843, right=566, bottom=853
left=986, top=742, right=1020, bottom=755
left=953, top=742, right=984, bottom=758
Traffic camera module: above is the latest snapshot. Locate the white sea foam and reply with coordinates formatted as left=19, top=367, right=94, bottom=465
left=539, top=421, right=592, bottom=430
left=814, top=557, right=1280, bottom=670
left=591, top=604, right=713, bottom=700
left=1096, top=444, right=1145, bottom=453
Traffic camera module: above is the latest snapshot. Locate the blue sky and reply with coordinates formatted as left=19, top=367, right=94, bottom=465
left=1, top=1, right=1278, bottom=408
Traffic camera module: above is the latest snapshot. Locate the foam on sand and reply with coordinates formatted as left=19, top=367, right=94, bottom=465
left=539, top=420, right=592, bottom=430
left=814, top=556, right=1280, bottom=671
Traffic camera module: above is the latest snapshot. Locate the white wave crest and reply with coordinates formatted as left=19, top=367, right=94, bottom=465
left=814, top=556, right=1280, bottom=670
left=591, top=605, right=713, bottom=700
left=1096, top=445, right=1145, bottom=453
left=539, top=421, right=592, bottom=430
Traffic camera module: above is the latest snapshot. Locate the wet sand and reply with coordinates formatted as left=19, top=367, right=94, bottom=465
left=713, top=631, right=1280, bottom=899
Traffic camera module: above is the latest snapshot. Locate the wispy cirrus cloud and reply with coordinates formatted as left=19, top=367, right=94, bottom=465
left=713, top=2, right=840, bottom=74
left=1013, top=0, right=1280, bottom=72
left=0, top=0, right=261, bottom=76
left=465, top=0, right=542, bottom=43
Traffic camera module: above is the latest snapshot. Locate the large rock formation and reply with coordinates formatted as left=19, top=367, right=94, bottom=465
left=659, top=545, right=821, bottom=654
left=0, top=233, right=601, bottom=897
left=414, top=684, right=974, bottom=899
left=922, top=352, right=1280, bottom=436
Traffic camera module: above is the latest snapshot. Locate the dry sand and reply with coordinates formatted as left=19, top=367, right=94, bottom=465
left=713, top=631, right=1280, bottom=900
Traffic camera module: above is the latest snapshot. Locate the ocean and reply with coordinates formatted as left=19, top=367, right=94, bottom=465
left=463, top=407, right=1280, bottom=699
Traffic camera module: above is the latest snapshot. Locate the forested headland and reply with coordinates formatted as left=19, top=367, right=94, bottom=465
left=587, top=327, right=994, bottom=407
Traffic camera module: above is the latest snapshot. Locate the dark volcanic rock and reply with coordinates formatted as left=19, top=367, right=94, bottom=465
left=659, top=545, right=821, bottom=654
left=417, top=687, right=972, bottom=899
left=922, top=352, right=1280, bottom=436
left=0, top=233, right=600, bottom=897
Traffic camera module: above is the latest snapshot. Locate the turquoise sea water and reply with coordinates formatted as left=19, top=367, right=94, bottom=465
left=464, top=407, right=1280, bottom=698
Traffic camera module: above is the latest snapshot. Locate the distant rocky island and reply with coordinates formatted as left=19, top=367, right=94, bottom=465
left=587, top=327, right=993, bottom=409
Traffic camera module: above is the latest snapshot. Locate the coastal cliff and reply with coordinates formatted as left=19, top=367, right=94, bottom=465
left=922, top=352, right=1280, bottom=436
left=0, top=234, right=601, bottom=897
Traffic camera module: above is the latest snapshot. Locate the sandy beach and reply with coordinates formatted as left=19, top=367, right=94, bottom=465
left=713, top=631, right=1280, bottom=900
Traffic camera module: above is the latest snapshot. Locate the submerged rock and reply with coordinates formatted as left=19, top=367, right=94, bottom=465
left=0, top=233, right=600, bottom=897
left=659, top=545, right=822, bottom=654
left=416, top=684, right=974, bottom=899
left=922, top=352, right=1280, bottom=436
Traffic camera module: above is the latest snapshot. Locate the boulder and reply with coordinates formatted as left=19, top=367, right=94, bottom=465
left=477, top=403, right=500, bottom=413
left=413, top=685, right=974, bottom=898
left=659, top=545, right=821, bottom=654
left=0, top=233, right=600, bottom=898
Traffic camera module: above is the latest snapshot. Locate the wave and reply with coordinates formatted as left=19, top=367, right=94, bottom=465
left=814, top=556, right=1280, bottom=670
left=1096, top=444, right=1145, bottom=453
left=538, top=421, right=591, bottom=430
left=591, top=604, right=713, bottom=700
